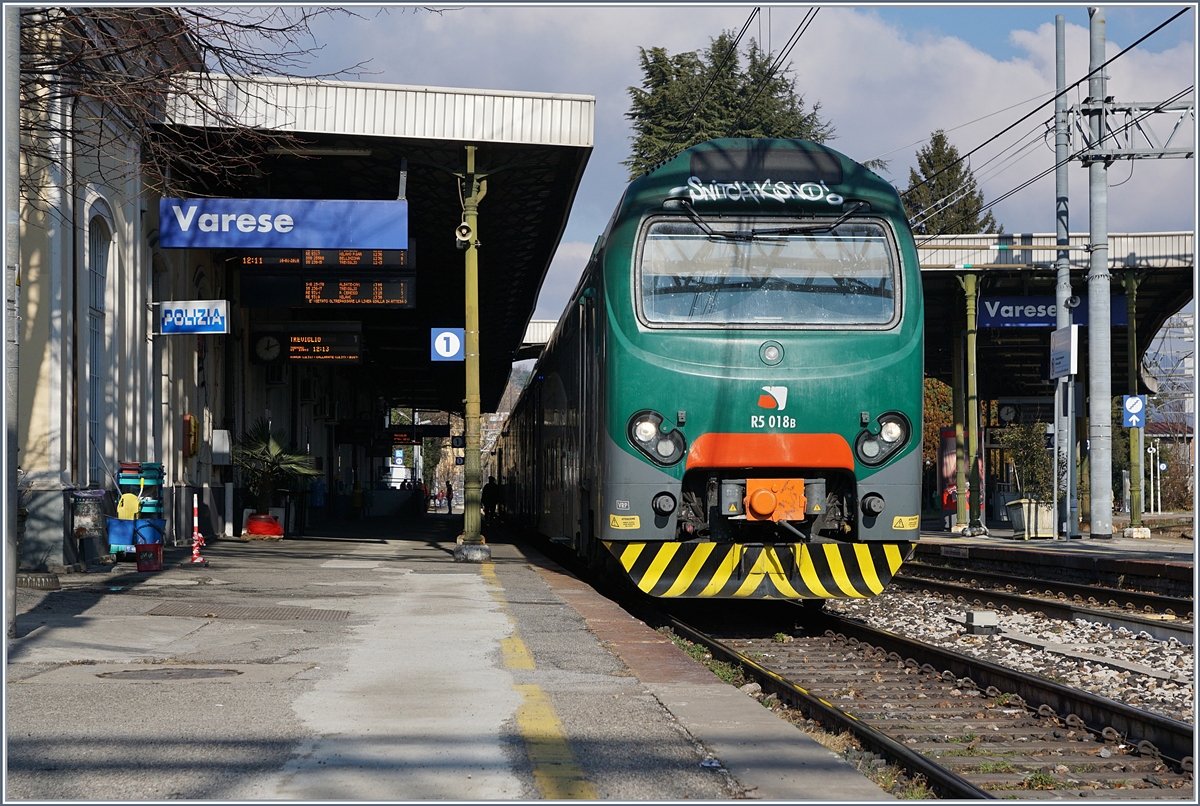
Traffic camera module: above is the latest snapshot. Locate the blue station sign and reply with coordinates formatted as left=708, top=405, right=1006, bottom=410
left=159, top=300, right=229, bottom=335
left=978, top=296, right=1127, bottom=328
left=159, top=198, right=408, bottom=249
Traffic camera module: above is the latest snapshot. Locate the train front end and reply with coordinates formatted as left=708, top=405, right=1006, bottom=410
left=600, top=139, right=923, bottom=599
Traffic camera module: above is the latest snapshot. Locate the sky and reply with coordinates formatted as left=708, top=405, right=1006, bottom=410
left=303, top=4, right=1197, bottom=320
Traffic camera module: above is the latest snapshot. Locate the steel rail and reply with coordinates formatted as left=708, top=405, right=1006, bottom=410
left=892, top=575, right=1194, bottom=644
left=662, top=614, right=996, bottom=800
left=814, top=611, right=1194, bottom=772
left=900, top=561, right=1193, bottom=616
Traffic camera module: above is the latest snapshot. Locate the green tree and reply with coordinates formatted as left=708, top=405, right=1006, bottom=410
left=904, top=130, right=1001, bottom=236
left=624, top=32, right=834, bottom=179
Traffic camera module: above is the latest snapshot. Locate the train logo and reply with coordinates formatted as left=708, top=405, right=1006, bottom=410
left=757, top=386, right=789, bottom=411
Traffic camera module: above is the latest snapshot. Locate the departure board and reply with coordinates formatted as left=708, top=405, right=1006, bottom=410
left=303, top=279, right=410, bottom=306
left=235, top=246, right=413, bottom=269
left=288, top=331, right=361, bottom=362
left=241, top=276, right=415, bottom=308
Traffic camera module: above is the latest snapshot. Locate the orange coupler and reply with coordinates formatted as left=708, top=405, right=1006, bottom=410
left=744, top=478, right=808, bottom=522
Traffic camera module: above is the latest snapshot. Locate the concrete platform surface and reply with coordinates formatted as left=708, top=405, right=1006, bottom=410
left=5, top=514, right=891, bottom=801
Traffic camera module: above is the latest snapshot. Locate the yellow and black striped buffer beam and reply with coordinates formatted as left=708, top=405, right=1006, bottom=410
left=603, top=540, right=910, bottom=599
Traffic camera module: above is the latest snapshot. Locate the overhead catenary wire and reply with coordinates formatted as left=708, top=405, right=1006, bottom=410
left=902, top=6, right=1192, bottom=202
left=909, top=118, right=1053, bottom=230
left=914, top=84, right=1195, bottom=245
left=654, top=6, right=760, bottom=165
left=724, top=6, right=820, bottom=138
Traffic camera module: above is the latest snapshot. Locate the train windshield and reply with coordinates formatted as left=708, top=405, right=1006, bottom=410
left=638, top=219, right=898, bottom=327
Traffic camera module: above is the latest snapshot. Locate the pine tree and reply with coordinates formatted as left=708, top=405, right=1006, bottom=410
left=623, top=32, right=834, bottom=179
left=904, top=130, right=1001, bottom=235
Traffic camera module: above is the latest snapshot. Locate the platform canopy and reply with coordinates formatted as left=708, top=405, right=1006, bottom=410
left=919, top=231, right=1193, bottom=399
left=164, top=74, right=594, bottom=412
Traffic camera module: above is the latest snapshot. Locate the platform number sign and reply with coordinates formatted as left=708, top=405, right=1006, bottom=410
left=431, top=328, right=465, bottom=361
left=1122, top=395, right=1146, bottom=428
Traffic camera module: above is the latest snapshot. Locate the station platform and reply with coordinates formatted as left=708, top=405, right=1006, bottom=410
left=7, top=514, right=894, bottom=801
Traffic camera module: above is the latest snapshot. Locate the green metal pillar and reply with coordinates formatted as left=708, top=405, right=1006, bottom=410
left=963, top=273, right=986, bottom=534
left=454, top=145, right=490, bottom=563
left=952, top=312, right=967, bottom=529
left=1125, top=270, right=1145, bottom=532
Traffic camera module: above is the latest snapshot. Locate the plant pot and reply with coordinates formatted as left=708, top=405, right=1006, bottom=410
left=1005, top=498, right=1056, bottom=539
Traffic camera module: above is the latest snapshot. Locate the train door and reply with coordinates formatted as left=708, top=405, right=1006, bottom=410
left=577, top=283, right=599, bottom=561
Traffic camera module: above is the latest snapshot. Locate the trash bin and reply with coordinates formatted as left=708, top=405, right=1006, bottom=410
left=72, top=489, right=110, bottom=559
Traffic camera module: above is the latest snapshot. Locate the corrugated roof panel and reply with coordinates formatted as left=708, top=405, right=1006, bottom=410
left=167, top=74, right=594, bottom=147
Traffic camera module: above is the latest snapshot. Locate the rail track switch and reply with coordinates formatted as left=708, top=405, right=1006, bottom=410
left=965, top=610, right=1001, bottom=635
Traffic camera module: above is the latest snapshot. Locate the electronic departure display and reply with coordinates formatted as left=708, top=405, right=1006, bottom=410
left=235, top=247, right=413, bottom=269
left=305, top=279, right=410, bottom=306
left=288, top=329, right=362, bottom=362
left=240, top=276, right=414, bottom=308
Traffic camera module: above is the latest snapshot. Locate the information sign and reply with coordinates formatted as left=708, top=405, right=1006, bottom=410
left=431, top=328, right=465, bottom=361
left=1122, top=395, right=1147, bottom=428
left=160, top=198, right=407, bottom=249
left=235, top=247, right=413, bottom=270
left=158, top=300, right=229, bottom=335
left=289, top=331, right=361, bottom=362
left=1049, top=324, right=1078, bottom=379
left=241, top=276, right=414, bottom=308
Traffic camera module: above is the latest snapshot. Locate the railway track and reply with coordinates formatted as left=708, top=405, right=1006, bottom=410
left=665, top=610, right=1194, bottom=799
left=530, top=531, right=1193, bottom=797
left=891, top=573, right=1194, bottom=645
left=899, top=562, right=1194, bottom=619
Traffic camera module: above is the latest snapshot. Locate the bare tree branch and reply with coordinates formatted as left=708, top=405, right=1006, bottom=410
left=20, top=6, right=389, bottom=206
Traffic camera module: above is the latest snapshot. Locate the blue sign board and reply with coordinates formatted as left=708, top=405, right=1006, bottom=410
left=159, top=198, right=407, bottom=249
left=978, top=296, right=1127, bottom=328
left=159, top=300, right=229, bottom=334
left=1123, top=395, right=1147, bottom=428
left=431, top=328, right=465, bottom=361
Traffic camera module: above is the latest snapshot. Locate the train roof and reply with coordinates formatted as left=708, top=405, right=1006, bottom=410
left=621, top=138, right=908, bottom=222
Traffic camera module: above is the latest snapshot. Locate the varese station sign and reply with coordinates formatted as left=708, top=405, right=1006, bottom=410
left=159, top=198, right=408, bottom=249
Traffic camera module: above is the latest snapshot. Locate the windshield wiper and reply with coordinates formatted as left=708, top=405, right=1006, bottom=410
left=749, top=201, right=869, bottom=237
left=679, top=200, right=754, bottom=241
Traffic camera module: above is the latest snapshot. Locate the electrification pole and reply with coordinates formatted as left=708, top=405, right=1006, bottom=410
left=1084, top=7, right=1114, bottom=540
left=454, top=145, right=490, bottom=563
left=1070, top=7, right=1193, bottom=539
left=1054, top=14, right=1074, bottom=540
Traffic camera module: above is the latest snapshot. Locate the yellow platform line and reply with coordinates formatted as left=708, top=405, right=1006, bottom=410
left=481, top=564, right=596, bottom=799
left=513, top=684, right=598, bottom=799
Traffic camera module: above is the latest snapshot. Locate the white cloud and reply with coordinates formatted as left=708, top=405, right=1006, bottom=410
left=309, top=5, right=1194, bottom=316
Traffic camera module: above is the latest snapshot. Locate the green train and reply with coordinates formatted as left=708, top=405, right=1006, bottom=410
left=496, top=138, right=922, bottom=599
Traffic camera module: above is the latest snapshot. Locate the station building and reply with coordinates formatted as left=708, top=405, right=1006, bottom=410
left=17, top=43, right=593, bottom=569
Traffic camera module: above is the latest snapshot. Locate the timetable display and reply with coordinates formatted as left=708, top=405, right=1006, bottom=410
left=304, top=279, right=411, bottom=306
left=241, top=275, right=415, bottom=308
left=236, top=246, right=413, bottom=269
left=288, top=331, right=361, bottom=362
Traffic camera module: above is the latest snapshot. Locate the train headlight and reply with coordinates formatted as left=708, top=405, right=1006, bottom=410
left=627, top=410, right=687, bottom=466
left=634, top=418, right=658, bottom=442
left=855, top=412, right=910, bottom=466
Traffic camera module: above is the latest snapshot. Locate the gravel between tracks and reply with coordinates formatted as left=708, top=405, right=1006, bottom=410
left=826, top=591, right=1195, bottom=724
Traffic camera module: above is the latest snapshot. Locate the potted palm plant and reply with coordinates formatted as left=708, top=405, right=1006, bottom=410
left=233, top=418, right=321, bottom=534
left=996, top=422, right=1056, bottom=539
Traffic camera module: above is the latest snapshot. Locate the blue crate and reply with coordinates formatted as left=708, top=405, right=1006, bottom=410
left=106, top=517, right=165, bottom=552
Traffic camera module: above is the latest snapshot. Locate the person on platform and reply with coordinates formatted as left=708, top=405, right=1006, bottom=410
left=481, top=476, right=502, bottom=520
left=445, top=481, right=454, bottom=512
